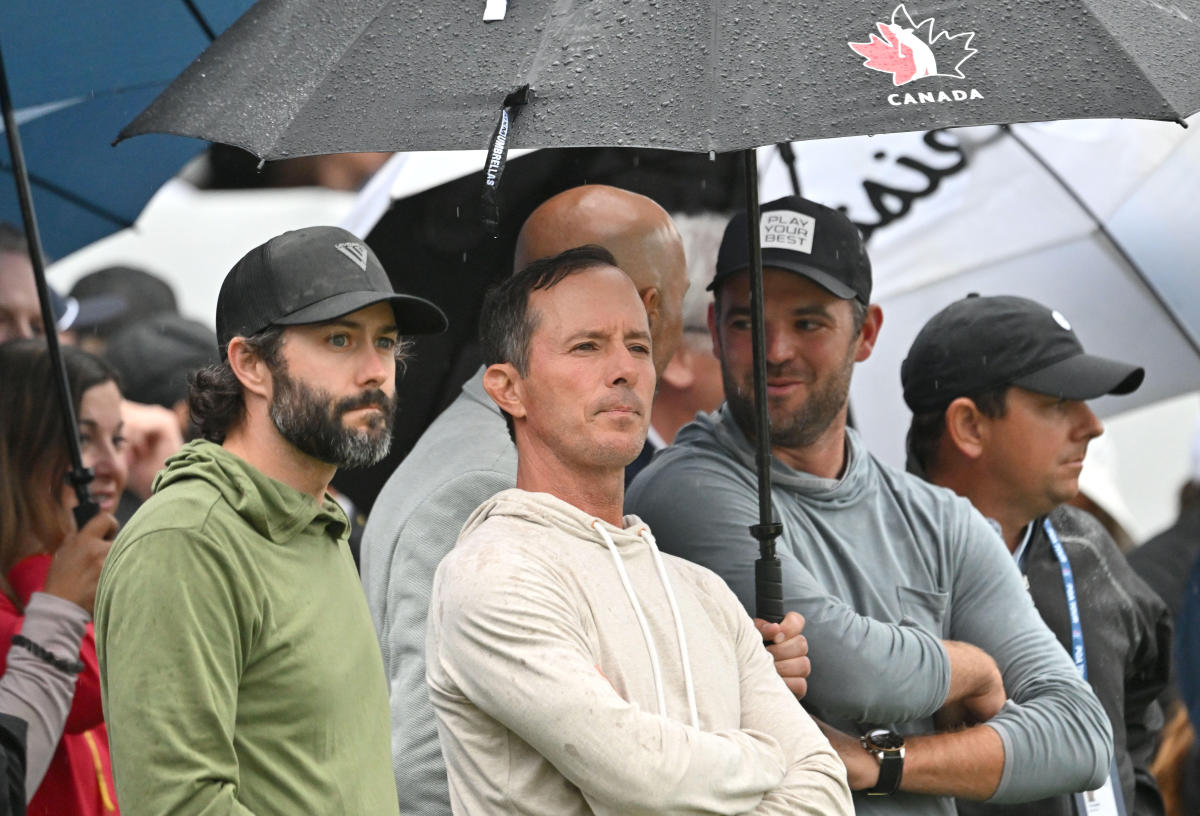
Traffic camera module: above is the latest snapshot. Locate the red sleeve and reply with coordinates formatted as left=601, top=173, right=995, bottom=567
left=7, top=556, right=103, bottom=733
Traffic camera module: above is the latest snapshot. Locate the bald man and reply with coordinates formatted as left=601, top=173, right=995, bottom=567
left=360, top=185, right=689, bottom=815
left=513, top=184, right=688, bottom=375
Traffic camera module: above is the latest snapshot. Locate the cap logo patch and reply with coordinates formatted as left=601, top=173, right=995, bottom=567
left=335, top=242, right=369, bottom=271
left=1051, top=310, right=1072, bottom=331
left=761, top=210, right=816, bottom=255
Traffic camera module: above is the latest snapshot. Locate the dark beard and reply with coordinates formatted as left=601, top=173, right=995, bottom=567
left=269, top=365, right=395, bottom=469
left=722, top=349, right=854, bottom=451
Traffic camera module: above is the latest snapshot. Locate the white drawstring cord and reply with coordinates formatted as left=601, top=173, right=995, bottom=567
left=639, top=526, right=700, bottom=730
left=592, top=520, right=667, bottom=718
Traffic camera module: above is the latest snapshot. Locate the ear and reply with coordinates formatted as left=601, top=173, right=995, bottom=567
left=226, top=336, right=273, bottom=402
left=171, top=399, right=191, bottom=436
left=482, top=363, right=527, bottom=421
left=943, top=396, right=987, bottom=460
left=639, top=286, right=662, bottom=331
left=853, top=304, right=884, bottom=363
left=660, top=346, right=695, bottom=390
left=707, top=301, right=721, bottom=361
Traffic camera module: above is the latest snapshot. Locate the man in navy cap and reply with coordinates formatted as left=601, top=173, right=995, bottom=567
left=95, top=226, right=446, bottom=816
left=627, top=196, right=1113, bottom=814
left=903, top=294, right=1169, bottom=816
left=0, top=221, right=125, bottom=344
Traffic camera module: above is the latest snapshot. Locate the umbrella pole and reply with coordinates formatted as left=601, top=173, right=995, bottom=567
left=743, top=148, right=784, bottom=624
left=0, top=43, right=98, bottom=528
left=776, top=142, right=801, bottom=197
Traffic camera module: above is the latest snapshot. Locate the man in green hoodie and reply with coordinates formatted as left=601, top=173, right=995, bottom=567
left=93, top=226, right=447, bottom=816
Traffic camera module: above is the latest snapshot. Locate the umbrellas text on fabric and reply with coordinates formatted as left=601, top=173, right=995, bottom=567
left=120, top=0, right=1200, bottom=156
left=0, top=0, right=253, bottom=259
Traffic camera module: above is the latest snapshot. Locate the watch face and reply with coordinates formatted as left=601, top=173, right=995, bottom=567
left=866, top=730, right=905, bottom=751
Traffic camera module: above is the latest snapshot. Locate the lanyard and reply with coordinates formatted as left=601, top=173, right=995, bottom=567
left=1044, top=519, right=1126, bottom=816
left=1043, top=518, right=1086, bottom=682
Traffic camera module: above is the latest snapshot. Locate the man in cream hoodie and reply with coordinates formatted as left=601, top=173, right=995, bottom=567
left=425, top=245, right=851, bottom=815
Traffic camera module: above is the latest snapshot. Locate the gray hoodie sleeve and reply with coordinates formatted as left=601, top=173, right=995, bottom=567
left=627, top=457, right=951, bottom=724
left=944, top=509, right=1112, bottom=802
left=363, top=467, right=514, bottom=816
left=0, top=592, right=89, bottom=798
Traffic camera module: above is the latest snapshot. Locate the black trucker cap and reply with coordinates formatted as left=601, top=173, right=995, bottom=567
left=216, top=226, right=447, bottom=354
left=710, top=195, right=872, bottom=303
left=902, top=294, right=1144, bottom=413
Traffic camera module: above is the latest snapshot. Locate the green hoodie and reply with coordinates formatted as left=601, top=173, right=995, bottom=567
left=95, top=440, right=399, bottom=816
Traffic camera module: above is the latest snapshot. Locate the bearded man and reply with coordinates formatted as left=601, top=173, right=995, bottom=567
left=94, top=227, right=446, bottom=816
left=627, top=197, right=1113, bottom=814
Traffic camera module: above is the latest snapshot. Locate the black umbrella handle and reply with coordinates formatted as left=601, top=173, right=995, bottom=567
left=72, top=499, right=100, bottom=529
left=0, top=43, right=98, bottom=521
left=754, top=550, right=784, bottom=624
left=68, top=468, right=100, bottom=529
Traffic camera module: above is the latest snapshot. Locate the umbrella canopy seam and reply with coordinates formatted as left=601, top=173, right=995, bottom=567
left=1080, top=0, right=1193, bottom=122
left=244, top=0, right=394, bottom=159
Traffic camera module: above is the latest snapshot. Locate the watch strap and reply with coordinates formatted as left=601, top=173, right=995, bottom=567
left=867, top=748, right=903, bottom=796
left=861, top=730, right=905, bottom=796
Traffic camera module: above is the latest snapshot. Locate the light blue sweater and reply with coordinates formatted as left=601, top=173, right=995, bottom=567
left=626, top=408, right=1112, bottom=814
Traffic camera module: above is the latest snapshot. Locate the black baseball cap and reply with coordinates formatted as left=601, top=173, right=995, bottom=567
left=901, top=294, right=1144, bottom=413
left=216, top=226, right=447, bottom=354
left=710, top=195, right=872, bottom=303
left=106, top=314, right=219, bottom=408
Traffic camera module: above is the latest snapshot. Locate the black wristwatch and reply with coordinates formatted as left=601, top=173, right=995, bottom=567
left=860, top=728, right=905, bottom=796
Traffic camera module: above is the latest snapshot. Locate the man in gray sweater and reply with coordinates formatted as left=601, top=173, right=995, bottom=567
left=626, top=195, right=1113, bottom=814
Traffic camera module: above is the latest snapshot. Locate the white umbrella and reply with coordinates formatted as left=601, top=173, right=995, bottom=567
left=755, top=116, right=1200, bottom=466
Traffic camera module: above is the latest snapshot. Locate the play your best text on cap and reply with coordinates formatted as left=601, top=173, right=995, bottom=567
left=710, top=195, right=872, bottom=304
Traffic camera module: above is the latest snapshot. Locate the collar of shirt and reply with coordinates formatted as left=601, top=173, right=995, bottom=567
left=1011, top=521, right=1035, bottom=574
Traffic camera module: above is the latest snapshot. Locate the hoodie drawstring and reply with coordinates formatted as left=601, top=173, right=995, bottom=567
left=640, top=527, right=700, bottom=730
left=590, top=520, right=699, bottom=730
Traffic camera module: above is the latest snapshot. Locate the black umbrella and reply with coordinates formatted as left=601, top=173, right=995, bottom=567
left=118, top=0, right=1200, bottom=620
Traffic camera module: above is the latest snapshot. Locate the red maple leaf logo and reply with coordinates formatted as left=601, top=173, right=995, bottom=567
left=850, top=4, right=977, bottom=85
left=849, top=23, right=919, bottom=85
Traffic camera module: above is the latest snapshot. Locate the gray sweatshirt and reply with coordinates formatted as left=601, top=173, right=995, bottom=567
left=0, top=592, right=90, bottom=798
left=426, top=488, right=853, bottom=815
left=625, top=408, right=1112, bottom=814
left=361, top=369, right=514, bottom=815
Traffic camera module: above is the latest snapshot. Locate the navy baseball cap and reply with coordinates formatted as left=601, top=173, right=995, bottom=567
left=710, top=195, right=872, bottom=303
left=50, top=288, right=127, bottom=333
left=902, top=294, right=1144, bottom=413
left=216, top=226, right=447, bottom=354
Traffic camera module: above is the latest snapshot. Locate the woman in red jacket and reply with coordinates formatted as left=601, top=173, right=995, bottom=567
left=0, top=341, right=123, bottom=815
